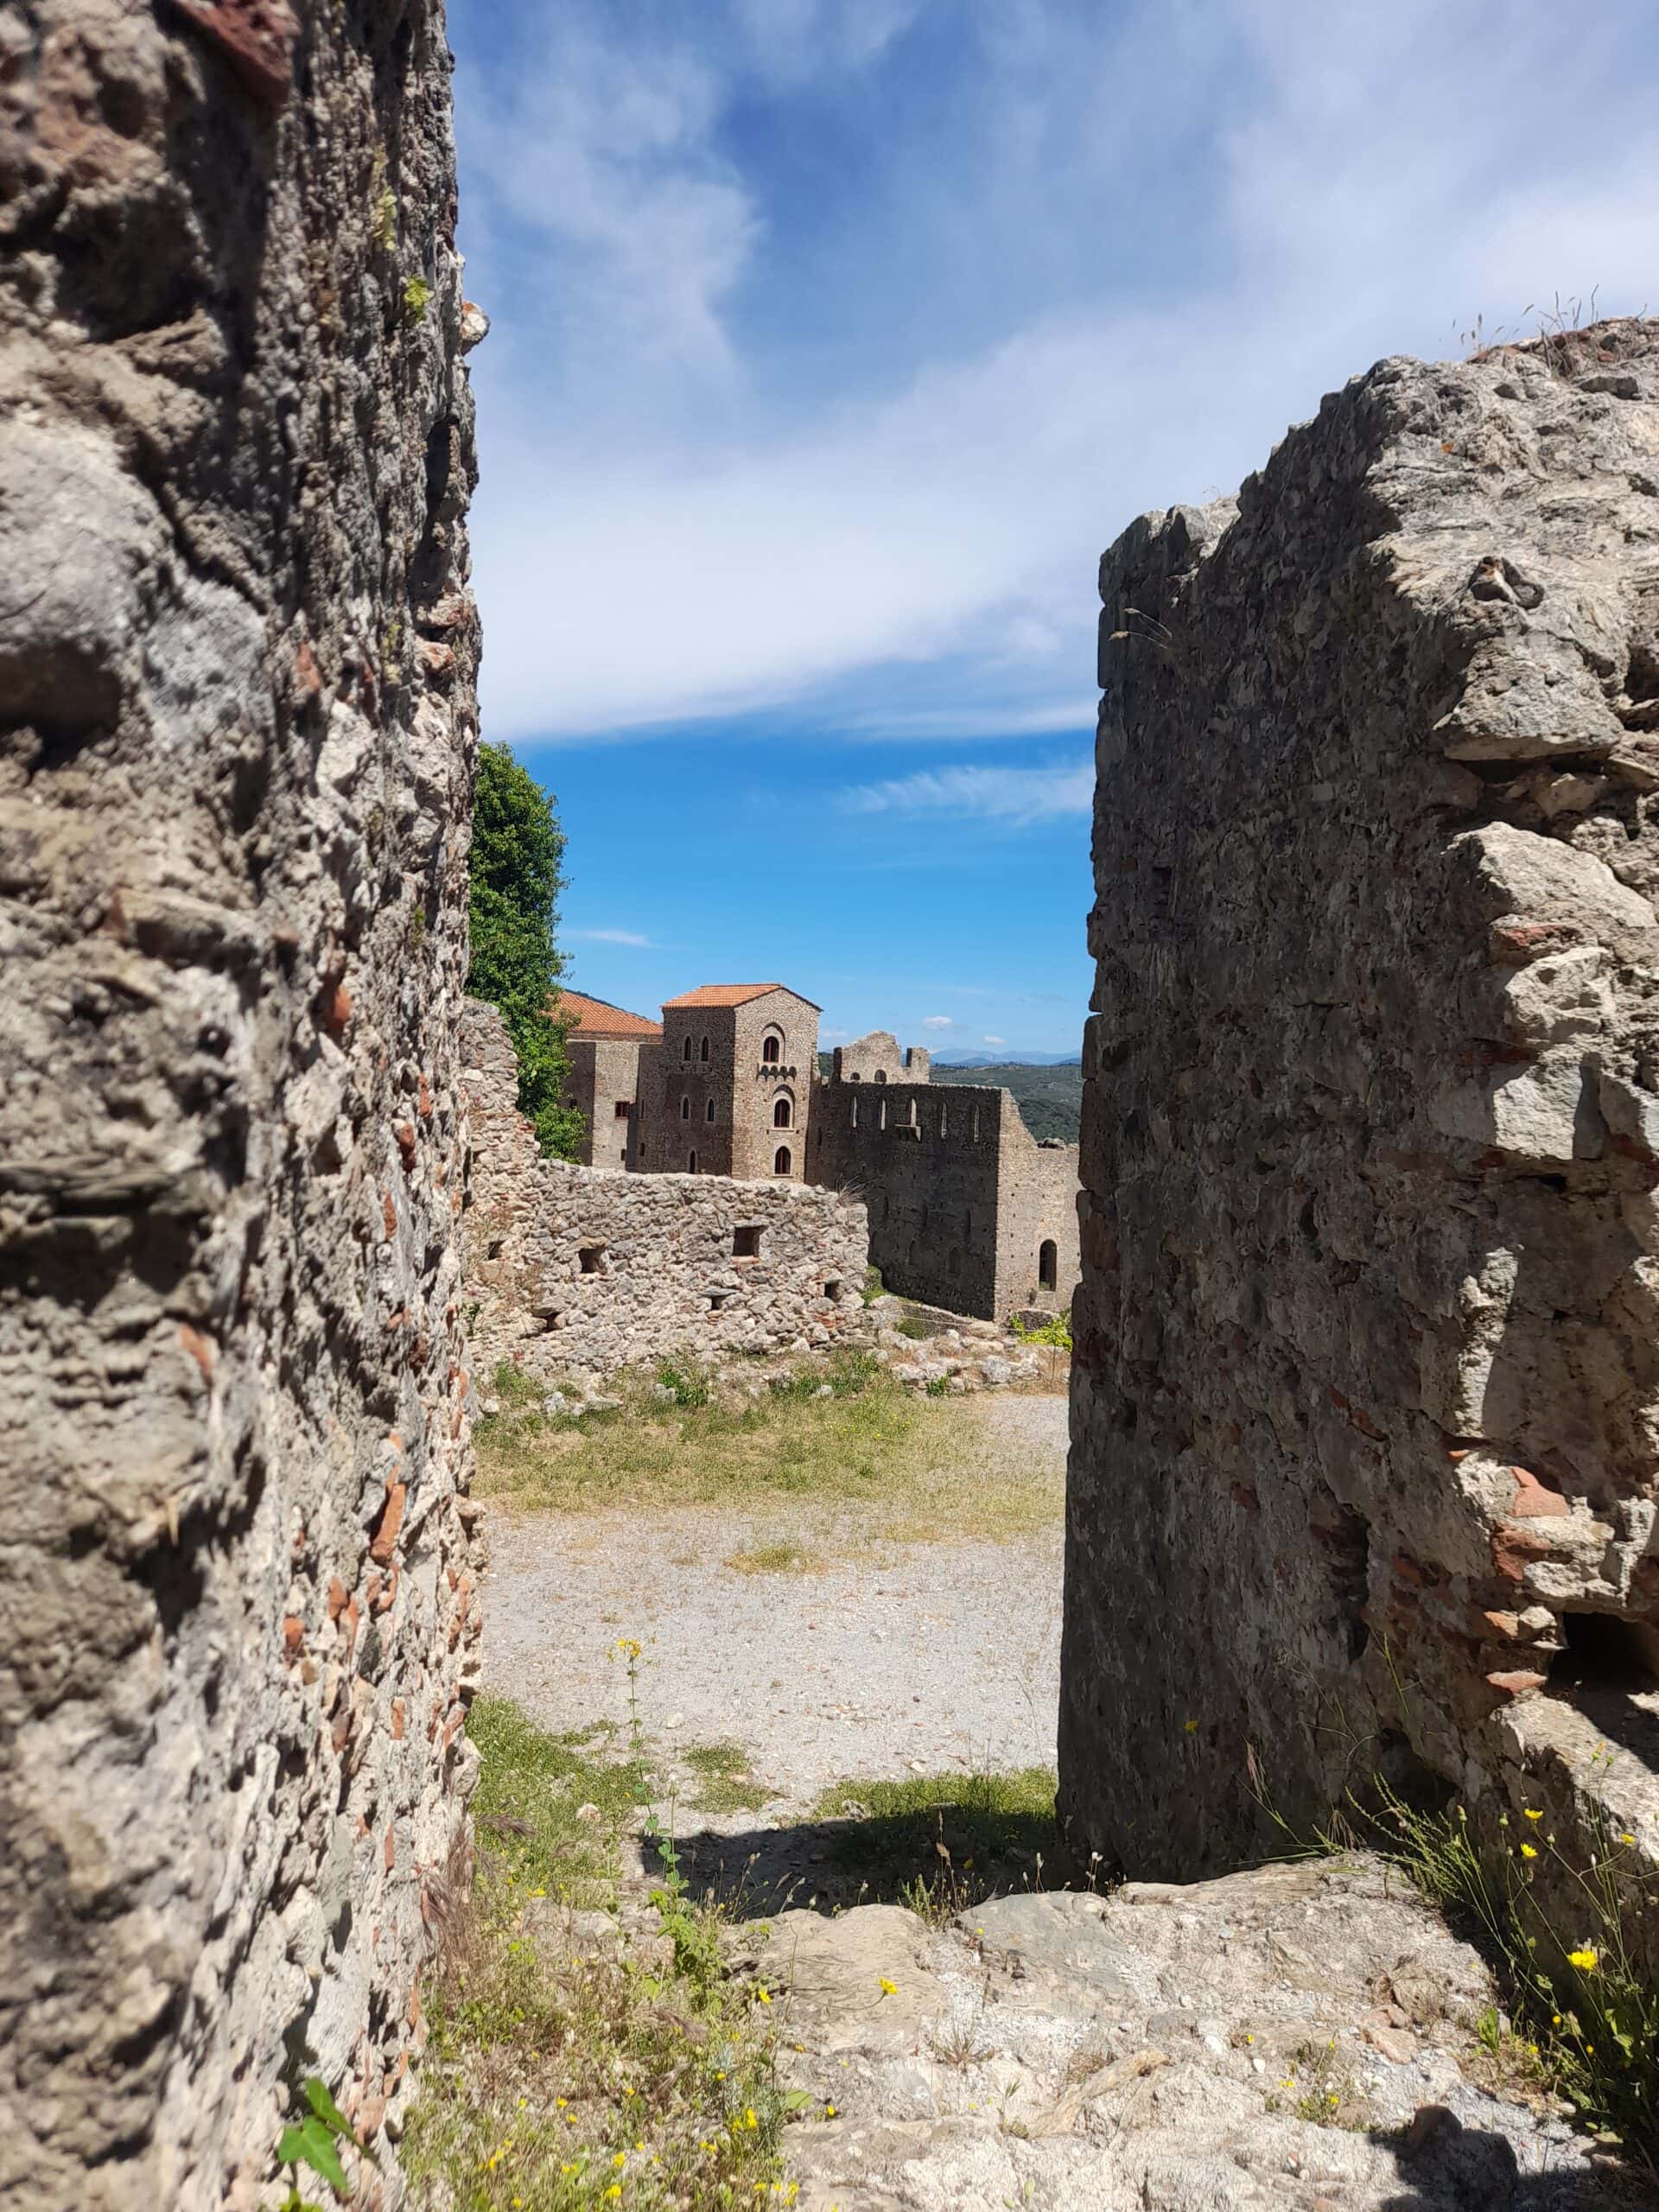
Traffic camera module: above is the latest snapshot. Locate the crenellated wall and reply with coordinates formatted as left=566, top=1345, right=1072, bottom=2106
left=2, top=5, right=484, bottom=2203
left=1064, top=323, right=1659, bottom=1940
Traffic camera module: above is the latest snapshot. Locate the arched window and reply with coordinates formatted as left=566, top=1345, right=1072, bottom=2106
left=700, top=1035, right=710, bottom=1063
left=705, top=1097, right=716, bottom=1122
left=761, top=1030, right=782, bottom=1066
left=1039, top=1239, right=1058, bottom=1291
left=683, top=1036, right=693, bottom=1061
left=773, top=1145, right=791, bottom=1176
left=772, top=1094, right=792, bottom=1129
left=849, top=1071, right=861, bottom=1083
left=874, top=1070, right=887, bottom=1084
left=688, top=1149, right=699, bottom=1173
left=680, top=1095, right=690, bottom=1121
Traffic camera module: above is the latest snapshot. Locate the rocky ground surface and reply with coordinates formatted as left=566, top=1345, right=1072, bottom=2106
left=734, top=1856, right=1621, bottom=2211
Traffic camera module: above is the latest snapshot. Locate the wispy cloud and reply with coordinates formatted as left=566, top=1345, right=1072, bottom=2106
left=983, top=1033, right=1007, bottom=1046
left=570, top=927, right=655, bottom=946
left=842, top=760, right=1093, bottom=827
left=921, top=1014, right=954, bottom=1029
left=455, top=0, right=1659, bottom=740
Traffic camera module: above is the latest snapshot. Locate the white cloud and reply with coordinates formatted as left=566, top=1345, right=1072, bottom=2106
left=983, top=1033, right=1007, bottom=1046
left=921, top=1014, right=954, bottom=1029
left=459, top=0, right=1659, bottom=739
left=570, top=927, right=654, bottom=946
left=843, top=760, right=1094, bottom=827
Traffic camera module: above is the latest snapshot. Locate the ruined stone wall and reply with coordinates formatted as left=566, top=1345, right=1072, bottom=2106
left=811, top=1077, right=1007, bottom=1317
left=832, top=1030, right=931, bottom=1083
left=2, top=5, right=483, bottom=2204
left=1063, top=323, right=1659, bottom=1917
left=994, top=1133, right=1080, bottom=1318
left=462, top=1002, right=866, bottom=1387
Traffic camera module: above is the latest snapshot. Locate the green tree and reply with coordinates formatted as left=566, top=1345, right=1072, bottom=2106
left=467, top=743, right=585, bottom=1160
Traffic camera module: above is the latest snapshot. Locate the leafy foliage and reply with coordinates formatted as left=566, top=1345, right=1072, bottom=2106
left=467, top=744, right=584, bottom=1160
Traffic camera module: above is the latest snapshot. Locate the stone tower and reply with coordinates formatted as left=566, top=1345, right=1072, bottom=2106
left=655, top=985, right=820, bottom=1180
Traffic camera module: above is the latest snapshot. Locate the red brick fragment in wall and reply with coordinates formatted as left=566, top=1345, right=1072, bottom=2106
left=282, top=1616, right=304, bottom=1660
left=383, top=1191, right=397, bottom=1239
left=395, top=1122, right=417, bottom=1169
left=370, top=1481, right=406, bottom=1566
left=162, top=0, right=299, bottom=107
left=322, top=982, right=353, bottom=1039
left=1485, top=1669, right=1548, bottom=1698
left=327, top=1576, right=349, bottom=1621
left=1509, top=1466, right=1569, bottom=1518
left=1491, top=1523, right=1560, bottom=1584
left=391, top=1699, right=405, bottom=1740
left=178, top=1323, right=215, bottom=1377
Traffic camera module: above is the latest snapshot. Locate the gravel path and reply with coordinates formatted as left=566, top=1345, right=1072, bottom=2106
left=480, top=1395, right=1066, bottom=1810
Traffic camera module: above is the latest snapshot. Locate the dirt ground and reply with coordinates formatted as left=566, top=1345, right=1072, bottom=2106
left=479, top=1393, right=1067, bottom=1901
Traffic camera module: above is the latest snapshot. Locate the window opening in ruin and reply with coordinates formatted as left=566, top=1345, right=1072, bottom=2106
left=970, top=1107, right=980, bottom=1141
left=486, top=1235, right=505, bottom=1260
left=688, top=1150, right=699, bottom=1173
left=773, top=1095, right=792, bottom=1128
left=579, top=1244, right=606, bottom=1274
left=1548, top=1611, right=1659, bottom=1694
left=879, top=1096, right=888, bottom=1131
left=824, top=1279, right=842, bottom=1301
left=680, top=1095, right=690, bottom=1120
left=707, top=1290, right=731, bottom=1311
left=700, top=1035, right=710, bottom=1062
left=614, top=1100, right=631, bottom=1117
left=874, top=1070, right=887, bottom=1084
left=850, top=1096, right=859, bottom=1128
left=849, top=1071, right=861, bottom=1082
left=706, top=1097, right=716, bottom=1122
left=1039, top=1239, right=1058, bottom=1291
left=907, top=1098, right=918, bottom=1127
left=882, top=1195, right=891, bottom=1220
left=683, top=1036, right=693, bottom=1060
left=939, top=1102, right=949, bottom=1137
left=773, top=1145, right=791, bottom=1175
left=733, top=1224, right=762, bottom=1257
left=762, top=1032, right=782, bottom=1065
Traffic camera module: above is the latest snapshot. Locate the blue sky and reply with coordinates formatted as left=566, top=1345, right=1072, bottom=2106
left=447, top=0, right=1658, bottom=1056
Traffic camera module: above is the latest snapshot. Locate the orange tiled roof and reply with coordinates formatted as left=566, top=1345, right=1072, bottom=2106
left=661, top=982, right=823, bottom=1012
left=554, top=988, right=663, bottom=1040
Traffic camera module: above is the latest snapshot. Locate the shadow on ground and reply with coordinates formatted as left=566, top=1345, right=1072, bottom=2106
left=657, top=1801, right=1067, bottom=1918
left=1375, top=2105, right=1641, bottom=2209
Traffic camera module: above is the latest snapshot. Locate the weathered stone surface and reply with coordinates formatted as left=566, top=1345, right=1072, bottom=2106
left=742, top=1855, right=1606, bottom=2209
left=811, top=1031, right=1080, bottom=1322
left=1064, top=322, right=1659, bottom=1930
left=461, top=1000, right=868, bottom=1386
left=2, top=4, right=482, bottom=2204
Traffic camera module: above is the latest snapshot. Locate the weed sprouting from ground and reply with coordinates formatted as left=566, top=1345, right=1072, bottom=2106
left=722, top=1541, right=823, bottom=1576
left=404, top=1695, right=791, bottom=2210
left=809, top=1768, right=1060, bottom=1922
left=682, top=1742, right=770, bottom=1817
left=1371, top=1779, right=1659, bottom=2171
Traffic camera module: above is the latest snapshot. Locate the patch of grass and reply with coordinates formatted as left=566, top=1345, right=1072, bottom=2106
left=475, top=1354, right=1064, bottom=1547
left=1264, top=2036, right=1362, bottom=2129
left=724, top=1541, right=823, bottom=1576
left=895, top=1313, right=927, bottom=1341
left=1372, top=1779, right=1659, bottom=2175
left=655, top=1357, right=710, bottom=1409
left=404, top=1697, right=790, bottom=2211
left=682, top=1741, right=770, bottom=1816
left=808, top=1767, right=1060, bottom=1921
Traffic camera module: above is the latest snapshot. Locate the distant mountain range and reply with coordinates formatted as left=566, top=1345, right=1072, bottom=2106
left=931, top=1049, right=1079, bottom=1067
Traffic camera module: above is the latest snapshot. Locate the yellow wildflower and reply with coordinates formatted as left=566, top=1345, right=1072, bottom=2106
left=605, top=2190, right=622, bottom=2203
left=1521, top=1844, right=1537, bottom=1859
left=756, top=1986, right=772, bottom=2005
left=1523, top=1808, right=1543, bottom=1822
left=879, top=1977, right=898, bottom=1997
left=1621, top=1832, right=1637, bottom=1845
left=1183, top=1719, right=1198, bottom=1733
left=1568, top=1947, right=1600, bottom=1972
left=825, top=2102, right=837, bottom=2118
left=613, top=2152, right=627, bottom=2168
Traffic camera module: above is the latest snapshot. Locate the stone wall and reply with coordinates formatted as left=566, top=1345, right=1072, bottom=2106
left=1063, top=323, right=1659, bottom=1921
left=462, top=1002, right=867, bottom=1386
left=568, top=1037, right=642, bottom=1170
left=832, top=1030, right=931, bottom=1083
left=812, top=1058, right=1080, bottom=1322
left=3, top=5, right=483, bottom=2204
